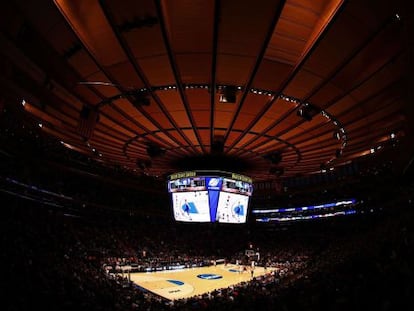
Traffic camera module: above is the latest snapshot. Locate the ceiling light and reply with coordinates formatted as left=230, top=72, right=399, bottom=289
left=131, top=92, right=150, bottom=107
left=219, top=86, right=237, bottom=103
left=146, top=143, right=166, bottom=158
left=263, top=151, right=282, bottom=164
left=211, top=136, right=224, bottom=153
left=335, top=149, right=342, bottom=158
left=297, top=107, right=312, bottom=121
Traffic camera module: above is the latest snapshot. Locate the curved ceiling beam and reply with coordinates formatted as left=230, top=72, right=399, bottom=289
left=154, top=0, right=205, bottom=153
left=221, top=0, right=288, bottom=148
left=225, top=0, right=347, bottom=154
left=97, top=0, right=199, bottom=155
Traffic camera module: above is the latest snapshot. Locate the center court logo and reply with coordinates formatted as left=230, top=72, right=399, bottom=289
left=197, top=273, right=223, bottom=280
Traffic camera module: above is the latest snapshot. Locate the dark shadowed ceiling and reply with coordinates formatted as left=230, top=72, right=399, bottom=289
left=1, top=0, right=413, bottom=182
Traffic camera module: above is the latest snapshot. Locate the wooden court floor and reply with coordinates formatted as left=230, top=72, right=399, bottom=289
left=129, top=264, right=273, bottom=300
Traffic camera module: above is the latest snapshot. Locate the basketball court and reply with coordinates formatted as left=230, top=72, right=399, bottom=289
left=129, top=264, right=273, bottom=300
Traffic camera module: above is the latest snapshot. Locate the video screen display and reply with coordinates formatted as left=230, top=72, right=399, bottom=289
left=172, top=191, right=210, bottom=222
left=168, top=171, right=253, bottom=224
left=216, top=192, right=249, bottom=223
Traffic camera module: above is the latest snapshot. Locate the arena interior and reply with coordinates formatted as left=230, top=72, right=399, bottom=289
left=1, top=0, right=414, bottom=310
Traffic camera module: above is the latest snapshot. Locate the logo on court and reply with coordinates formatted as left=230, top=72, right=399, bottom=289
left=167, top=280, right=184, bottom=286
left=197, top=273, right=223, bottom=280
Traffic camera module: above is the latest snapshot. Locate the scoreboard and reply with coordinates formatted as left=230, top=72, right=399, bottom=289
left=167, top=171, right=253, bottom=223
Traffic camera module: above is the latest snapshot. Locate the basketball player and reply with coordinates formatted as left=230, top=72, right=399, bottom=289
left=183, top=199, right=192, bottom=220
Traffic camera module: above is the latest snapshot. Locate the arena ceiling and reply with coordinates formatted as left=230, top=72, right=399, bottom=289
left=1, top=0, right=413, bottom=182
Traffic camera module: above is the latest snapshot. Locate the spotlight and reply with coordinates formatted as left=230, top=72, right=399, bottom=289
left=297, top=107, right=311, bottom=121
left=146, top=143, right=166, bottom=158
left=296, top=104, right=320, bottom=121
left=335, top=149, right=342, bottom=158
left=131, top=91, right=150, bottom=107
left=219, top=86, right=237, bottom=103
left=211, top=136, right=224, bottom=153
left=263, top=151, right=282, bottom=164
left=333, top=131, right=341, bottom=140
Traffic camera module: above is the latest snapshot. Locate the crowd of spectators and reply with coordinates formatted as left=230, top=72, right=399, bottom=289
left=2, top=181, right=414, bottom=310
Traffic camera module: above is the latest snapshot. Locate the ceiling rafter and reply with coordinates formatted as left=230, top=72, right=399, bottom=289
left=154, top=0, right=205, bottom=153
left=225, top=0, right=347, bottom=155
left=2, top=0, right=410, bottom=181
left=209, top=0, right=221, bottom=149
left=221, top=0, right=288, bottom=149
left=55, top=0, right=195, bottom=160
left=233, top=20, right=403, bottom=162
left=0, top=25, right=138, bottom=147
left=303, top=15, right=402, bottom=103
left=98, top=0, right=199, bottom=155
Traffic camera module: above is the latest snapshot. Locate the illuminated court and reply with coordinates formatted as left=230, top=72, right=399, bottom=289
left=130, top=264, right=273, bottom=300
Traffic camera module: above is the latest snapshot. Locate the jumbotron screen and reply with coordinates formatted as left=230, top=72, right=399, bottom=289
left=167, top=171, right=253, bottom=223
